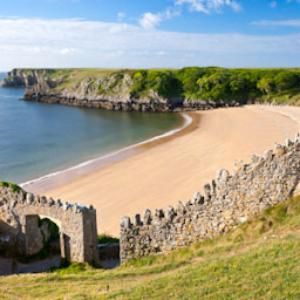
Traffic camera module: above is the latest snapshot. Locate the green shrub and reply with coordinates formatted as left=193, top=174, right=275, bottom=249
left=0, top=181, right=22, bottom=193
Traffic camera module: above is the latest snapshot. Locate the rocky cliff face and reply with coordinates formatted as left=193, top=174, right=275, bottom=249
left=3, top=69, right=176, bottom=112
left=3, top=69, right=239, bottom=112
left=2, top=69, right=30, bottom=87
left=2, top=69, right=53, bottom=88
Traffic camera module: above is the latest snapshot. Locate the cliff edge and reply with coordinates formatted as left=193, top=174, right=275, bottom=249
left=3, top=67, right=300, bottom=112
left=3, top=69, right=187, bottom=112
left=2, top=68, right=242, bottom=112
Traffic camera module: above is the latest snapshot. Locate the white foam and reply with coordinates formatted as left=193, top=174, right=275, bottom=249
left=20, top=113, right=193, bottom=189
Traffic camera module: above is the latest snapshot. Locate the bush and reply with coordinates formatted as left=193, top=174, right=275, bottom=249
left=0, top=181, right=22, bottom=193
left=130, top=70, right=182, bottom=98
left=274, top=71, right=300, bottom=92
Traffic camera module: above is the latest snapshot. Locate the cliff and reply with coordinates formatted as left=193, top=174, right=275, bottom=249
left=1, top=68, right=239, bottom=112
left=2, top=69, right=188, bottom=112
left=2, top=69, right=56, bottom=89
left=3, top=67, right=300, bottom=112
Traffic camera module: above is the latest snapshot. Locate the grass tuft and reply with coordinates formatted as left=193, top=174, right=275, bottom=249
left=0, top=181, right=22, bottom=193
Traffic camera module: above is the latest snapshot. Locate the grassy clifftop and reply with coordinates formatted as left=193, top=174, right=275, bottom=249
left=1, top=195, right=300, bottom=299
left=7, top=67, right=300, bottom=105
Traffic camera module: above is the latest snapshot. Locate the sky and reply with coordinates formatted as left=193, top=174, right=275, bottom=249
left=0, top=0, right=300, bottom=70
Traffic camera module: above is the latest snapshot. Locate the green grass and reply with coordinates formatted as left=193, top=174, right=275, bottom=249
left=0, top=196, right=300, bottom=299
left=0, top=181, right=22, bottom=193
left=97, top=234, right=119, bottom=244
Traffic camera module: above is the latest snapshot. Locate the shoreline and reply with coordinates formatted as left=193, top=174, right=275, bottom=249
left=22, top=112, right=196, bottom=194
left=43, top=105, right=300, bottom=236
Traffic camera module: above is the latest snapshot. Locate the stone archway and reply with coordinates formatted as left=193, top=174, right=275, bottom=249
left=0, top=185, right=98, bottom=264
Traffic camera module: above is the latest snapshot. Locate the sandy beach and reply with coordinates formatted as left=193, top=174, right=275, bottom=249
left=26, top=105, right=300, bottom=236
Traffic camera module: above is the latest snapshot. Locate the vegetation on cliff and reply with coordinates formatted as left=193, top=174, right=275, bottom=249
left=1, top=195, right=299, bottom=299
left=4, top=67, right=300, bottom=105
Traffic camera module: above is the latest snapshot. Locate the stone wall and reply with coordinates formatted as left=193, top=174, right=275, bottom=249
left=120, top=135, right=300, bottom=262
left=0, top=186, right=98, bottom=264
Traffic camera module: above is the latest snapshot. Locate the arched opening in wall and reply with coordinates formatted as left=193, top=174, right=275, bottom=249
left=38, top=217, right=61, bottom=258
left=0, top=215, right=63, bottom=275
left=24, top=215, right=61, bottom=261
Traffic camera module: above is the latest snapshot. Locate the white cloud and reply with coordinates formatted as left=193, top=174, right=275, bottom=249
left=138, top=0, right=240, bottom=30
left=252, top=19, right=300, bottom=27
left=139, top=8, right=180, bottom=29
left=0, top=17, right=299, bottom=70
left=139, top=12, right=163, bottom=29
left=175, top=0, right=241, bottom=14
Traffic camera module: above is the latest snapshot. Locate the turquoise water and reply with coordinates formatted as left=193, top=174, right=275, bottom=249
left=0, top=74, right=181, bottom=184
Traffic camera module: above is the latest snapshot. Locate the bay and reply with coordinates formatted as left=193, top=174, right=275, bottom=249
left=0, top=73, right=181, bottom=184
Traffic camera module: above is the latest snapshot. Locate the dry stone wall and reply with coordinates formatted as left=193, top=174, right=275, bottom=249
left=0, top=186, right=98, bottom=264
left=120, top=135, right=300, bottom=262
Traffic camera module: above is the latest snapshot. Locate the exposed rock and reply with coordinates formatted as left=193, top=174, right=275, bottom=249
left=2, top=69, right=240, bottom=113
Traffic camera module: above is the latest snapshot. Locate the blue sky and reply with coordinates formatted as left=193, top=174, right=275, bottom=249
left=0, top=0, right=300, bottom=70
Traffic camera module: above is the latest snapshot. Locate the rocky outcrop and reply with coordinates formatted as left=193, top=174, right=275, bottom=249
left=2, top=69, right=54, bottom=88
left=3, top=69, right=240, bottom=112
left=182, top=99, right=239, bottom=111
left=25, top=93, right=180, bottom=112
left=120, top=135, right=300, bottom=262
left=1, top=69, right=30, bottom=87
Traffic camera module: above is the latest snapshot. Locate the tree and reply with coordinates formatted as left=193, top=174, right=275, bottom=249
left=197, top=71, right=231, bottom=101
left=274, top=72, right=299, bottom=92
left=257, top=77, right=275, bottom=94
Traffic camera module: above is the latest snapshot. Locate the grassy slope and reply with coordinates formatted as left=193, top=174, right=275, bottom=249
left=1, top=196, right=300, bottom=299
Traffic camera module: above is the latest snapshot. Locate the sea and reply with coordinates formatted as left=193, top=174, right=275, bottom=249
left=0, top=73, right=182, bottom=184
